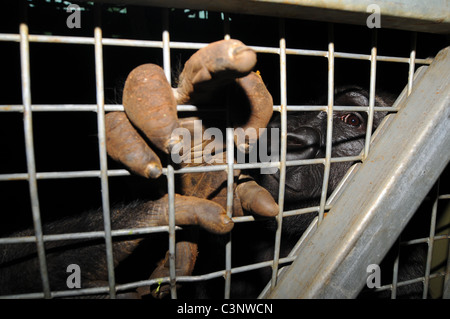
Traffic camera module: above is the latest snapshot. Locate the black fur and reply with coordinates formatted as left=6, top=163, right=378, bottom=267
left=179, top=86, right=410, bottom=298
left=0, top=86, right=425, bottom=299
left=0, top=200, right=170, bottom=297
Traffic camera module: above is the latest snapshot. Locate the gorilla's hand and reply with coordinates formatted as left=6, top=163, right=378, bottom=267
left=104, top=39, right=278, bottom=298
left=106, top=39, right=278, bottom=219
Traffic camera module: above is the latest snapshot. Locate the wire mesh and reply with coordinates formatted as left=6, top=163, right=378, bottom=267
left=0, top=1, right=448, bottom=299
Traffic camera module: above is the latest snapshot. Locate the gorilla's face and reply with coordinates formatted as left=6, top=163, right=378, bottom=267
left=256, top=86, right=393, bottom=210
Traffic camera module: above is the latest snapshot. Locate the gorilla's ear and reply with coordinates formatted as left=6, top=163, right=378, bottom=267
left=334, top=86, right=370, bottom=106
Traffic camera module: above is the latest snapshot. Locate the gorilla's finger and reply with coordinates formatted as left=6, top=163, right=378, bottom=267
left=175, top=39, right=256, bottom=104
left=236, top=177, right=279, bottom=217
left=105, top=112, right=162, bottom=178
left=152, top=195, right=234, bottom=234
left=122, top=63, right=180, bottom=154
left=234, top=72, right=274, bottom=153
left=174, top=195, right=234, bottom=234
left=148, top=241, right=198, bottom=299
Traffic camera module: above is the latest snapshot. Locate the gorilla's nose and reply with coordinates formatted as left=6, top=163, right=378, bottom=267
left=286, top=127, right=321, bottom=161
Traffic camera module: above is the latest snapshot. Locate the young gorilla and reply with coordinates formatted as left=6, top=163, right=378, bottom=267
left=106, top=45, right=420, bottom=299
left=0, top=39, right=421, bottom=299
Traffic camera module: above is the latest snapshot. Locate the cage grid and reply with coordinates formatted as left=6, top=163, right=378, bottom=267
left=371, top=178, right=450, bottom=299
left=0, top=0, right=449, bottom=299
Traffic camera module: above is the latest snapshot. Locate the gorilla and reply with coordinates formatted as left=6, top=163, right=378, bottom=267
left=0, top=39, right=424, bottom=299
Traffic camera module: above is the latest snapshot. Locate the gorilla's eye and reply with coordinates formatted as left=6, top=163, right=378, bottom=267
left=340, top=113, right=363, bottom=127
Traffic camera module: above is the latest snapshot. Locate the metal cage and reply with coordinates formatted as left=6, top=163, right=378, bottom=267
left=0, top=0, right=449, bottom=299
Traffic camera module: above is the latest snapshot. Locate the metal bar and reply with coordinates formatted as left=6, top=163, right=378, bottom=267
left=362, top=29, right=377, bottom=160
left=0, top=205, right=332, bottom=245
left=223, top=12, right=233, bottom=299
left=94, top=9, right=116, bottom=299
left=162, top=10, right=177, bottom=298
left=224, top=128, right=234, bottom=298
left=408, top=33, right=417, bottom=96
left=0, top=155, right=362, bottom=182
left=423, top=182, right=440, bottom=298
left=0, top=169, right=129, bottom=181
left=282, top=205, right=331, bottom=218
left=374, top=271, right=448, bottom=294
left=6, top=265, right=447, bottom=299
left=0, top=104, right=215, bottom=112
left=223, top=12, right=231, bottom=40
left=318, top=24, right=334, bottom=224
left=166, top=165, right=177, bottom=299
left=390, top=241, right=400, bottom=298
left=0, top=33, right=433, bottom=65
left=88, top=0, right=450, bottom=34
left=444, top=177, right=450, bottom=298
left=285, top=47, right=432, bottom=64
left=270, top=18, right=287, bottom=291
left=268, top=46, right=450, bottom=299
left=400, top=234, right=449, bottom=246
left=19, top=20, right=51, bottom=299
left=0, top=104, right=398, bottom=113
left=444, top=234, right=450, bottom=299
left=0, top=226, right=177, bottom=245
left=162, top=8, right=171, bottom=84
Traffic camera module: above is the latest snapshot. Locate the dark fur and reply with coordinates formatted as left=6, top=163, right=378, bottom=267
left=181, top=86, right=425, bottom=299
left=0, top=200, right=171, bottom=297
left=258, top=86, right=391, bottom=235
left=0, top=86, right=424, bottom=299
